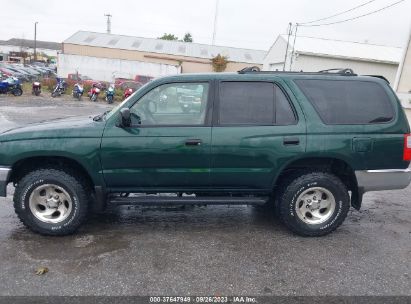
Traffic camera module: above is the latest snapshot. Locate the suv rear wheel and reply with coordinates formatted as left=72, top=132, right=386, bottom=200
left=13, top=168, right=89, bottom=236
left=278, top=172, right=350, bottom=236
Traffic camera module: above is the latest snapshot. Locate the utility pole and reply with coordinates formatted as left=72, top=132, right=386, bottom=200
left=104, top=14, right=112, bottom=34
left=283, top=22, right=292, bottom=71
left=394, top=19, right=411, bottom=91
left=212, top=0, right=219, bottom=45
left=34, top=21, right=38, bottom=62
left=289, top=24, right=299, bottom=71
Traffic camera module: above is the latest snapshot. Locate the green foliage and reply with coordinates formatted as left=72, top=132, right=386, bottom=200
left=158, top=33, right=193, bottom=43
left=158, top=33, right=179, bottom=41
left=183, top=33, right=193, bottom=43
left=211, top=54, right=229, bottom=72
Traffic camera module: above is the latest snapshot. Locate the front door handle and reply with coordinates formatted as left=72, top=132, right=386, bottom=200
left=185, top=139, right=202, bottom=146
left=283, top=137, right=300, bottom=146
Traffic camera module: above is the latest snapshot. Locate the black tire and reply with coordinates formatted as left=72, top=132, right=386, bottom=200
left=12, top=88, right=23, bottom=96
left=13, top=168, right=89, bottom=236
left=51, top=91, right=57, bottom=98
left=34, top=90, right=40, bottom=96
left=107, top=95, right=113, bottom=104
left=278, top=172, right=350, bottom=237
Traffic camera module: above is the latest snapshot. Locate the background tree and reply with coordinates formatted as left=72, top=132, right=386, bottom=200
left=158, top=33, right=179, bottom=41
left=211, top=54, right=228, bottom=72
left=183, top=33, right=193, bottom=43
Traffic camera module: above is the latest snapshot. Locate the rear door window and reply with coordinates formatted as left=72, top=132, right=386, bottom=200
left=218, top=82, right=296, bottom=125
left=295, top=79, right=394, bottom=124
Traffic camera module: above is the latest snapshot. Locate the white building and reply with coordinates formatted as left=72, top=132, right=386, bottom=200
left=0, top=38, right=60, bottom=62
left=395, top=25, right=411, bottom=123
left=263, top=35, right=402, bottom=84
left=58, top=31, right=266, bottom=82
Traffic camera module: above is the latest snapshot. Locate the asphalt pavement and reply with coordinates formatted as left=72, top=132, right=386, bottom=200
left=0, top=94, right=410, bottom=296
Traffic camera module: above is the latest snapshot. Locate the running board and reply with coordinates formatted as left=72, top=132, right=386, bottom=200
left=109, top=196, right=269, bottom=206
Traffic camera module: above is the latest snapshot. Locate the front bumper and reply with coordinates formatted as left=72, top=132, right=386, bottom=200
left=0, top=167, right=11, bottom=197
left=355, top=169, right=411, bottom=192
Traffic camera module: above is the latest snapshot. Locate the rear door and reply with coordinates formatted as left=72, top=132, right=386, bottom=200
left=293, top=78, right=409, bottom=170
left=210, top=79, right=306, bottom=190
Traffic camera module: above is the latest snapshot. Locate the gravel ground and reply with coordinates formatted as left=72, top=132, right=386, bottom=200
left=0, top=94, right=410, bottom=296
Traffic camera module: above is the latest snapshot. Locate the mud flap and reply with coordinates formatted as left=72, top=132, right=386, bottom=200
left=351, top=187, right=364, bottom=210
left=92, top=186, right=107, bottom=212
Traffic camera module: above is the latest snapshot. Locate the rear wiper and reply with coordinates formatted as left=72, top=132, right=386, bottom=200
left=93, top=110, right=110, bottom=121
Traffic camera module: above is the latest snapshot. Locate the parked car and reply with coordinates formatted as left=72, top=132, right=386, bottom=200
left=1, top=68, right=410, bottom=236
left=0, top=67, right=27, bottom=82
left=134, top=75, right=153, bottom=84
left=114, top=77, right=132, bottom=87
left=119, top=81, right=143, bottom=91
left=66, top=73, right=107, bottom=89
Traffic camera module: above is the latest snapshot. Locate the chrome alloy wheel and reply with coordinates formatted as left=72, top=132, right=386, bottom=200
left=28, top=184, right=73, bottom=224
left=295, top=187, right=336, bottom=225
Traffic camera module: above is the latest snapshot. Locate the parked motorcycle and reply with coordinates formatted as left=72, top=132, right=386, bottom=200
left=105, top=85, right=115, bottom=104
left=124, top=88, right=133, bottom=99
left=72, top=83, right=84, bottom=101
left=0, top=77, right=23, bottom=96
left=32, top=81, right=41, bottom=96
left=51, top=78, right=66, bottom=97
left=88, top=84, right=101, bottom=102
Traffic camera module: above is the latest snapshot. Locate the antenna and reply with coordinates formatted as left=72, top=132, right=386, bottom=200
left=104, top=13, right=112, bottom=34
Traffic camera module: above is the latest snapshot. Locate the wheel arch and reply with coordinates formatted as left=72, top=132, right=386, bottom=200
left=10, top=155, right=96, bottom=188
left=273, top=156, right=362, bottom=210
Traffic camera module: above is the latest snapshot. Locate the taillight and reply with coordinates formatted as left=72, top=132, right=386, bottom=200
left=404, top=134, right=411, bottom=161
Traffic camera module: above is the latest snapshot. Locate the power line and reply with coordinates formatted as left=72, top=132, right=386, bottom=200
left=299, top=0, right=377, bottom=25
left=299, top=0, right=406, bottom=27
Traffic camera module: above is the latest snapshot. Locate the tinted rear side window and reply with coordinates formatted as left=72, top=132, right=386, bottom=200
left=295, top=80, right=394, bottom=124
left=218, top=82, right=296, bottom=125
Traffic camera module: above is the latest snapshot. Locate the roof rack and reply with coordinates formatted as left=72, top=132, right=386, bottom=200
left=237, top=67, right=357, bottom=76
left=363, top=75, right=390, bottom=84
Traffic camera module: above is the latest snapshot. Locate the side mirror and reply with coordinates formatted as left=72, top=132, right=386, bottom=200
left=118, top=107, right=131, bottom=128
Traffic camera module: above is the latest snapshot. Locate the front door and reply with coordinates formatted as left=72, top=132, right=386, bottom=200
left=100, top=81, right=212, bottom=191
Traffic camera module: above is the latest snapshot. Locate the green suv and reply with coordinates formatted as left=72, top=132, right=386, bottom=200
left=1, top=69, right=410, bottom=236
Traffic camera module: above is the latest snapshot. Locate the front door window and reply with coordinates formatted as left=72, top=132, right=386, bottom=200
left=130, top=82, right=210, bottom=126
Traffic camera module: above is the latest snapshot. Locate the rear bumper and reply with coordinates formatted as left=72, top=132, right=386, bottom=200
left=0, top=167, right=11, bottom=197
left=355, top=169, right=411, bottom=192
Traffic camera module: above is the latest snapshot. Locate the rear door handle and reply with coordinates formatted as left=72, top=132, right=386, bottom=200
left=283, top=137, right=300, bottom=145
left=185, top=139, right=202, bottom=146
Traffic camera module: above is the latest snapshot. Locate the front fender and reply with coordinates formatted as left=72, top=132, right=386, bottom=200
left=0, top=138, right=104, bottom=187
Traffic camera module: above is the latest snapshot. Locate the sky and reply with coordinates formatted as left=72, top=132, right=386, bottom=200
left=2, top=0, right=411, bottom=51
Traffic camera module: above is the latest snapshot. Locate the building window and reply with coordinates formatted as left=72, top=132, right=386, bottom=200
left=132, top=40, right=142, bottom=48
left=108, top=39, right=119, bottom=46
left=178, top=45, right=186, bottom=54
left=83, top=36, right=96, bottom=43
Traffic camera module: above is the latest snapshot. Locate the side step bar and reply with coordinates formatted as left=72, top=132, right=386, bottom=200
left=109, top=196, right=269, bottom=206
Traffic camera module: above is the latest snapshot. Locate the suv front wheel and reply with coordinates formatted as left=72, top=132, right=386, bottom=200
left=13, top=168, right=89, bottom=236
left=278, top=172, right=350, bottom=236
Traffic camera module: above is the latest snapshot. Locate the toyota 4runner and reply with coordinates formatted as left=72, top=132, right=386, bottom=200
left=1, top=68, right=410, bottom=236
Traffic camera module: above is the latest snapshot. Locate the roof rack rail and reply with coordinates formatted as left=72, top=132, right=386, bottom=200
left=318, top=68, right=356, bottom=75
left=237, top=67, right=357, bottom=76
left=238, top=66, right=261, bottom=73
left=363, top=75, right=390, bottom=84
